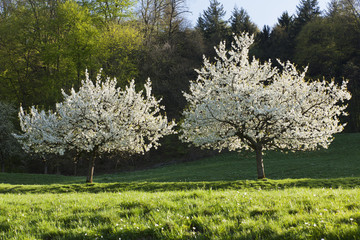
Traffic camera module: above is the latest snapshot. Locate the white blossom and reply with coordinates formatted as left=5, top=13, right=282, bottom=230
left=180, top=33, right=351, bottom=178
left=15, top=70, right=175, bottom=181
left=14, top=106, right=65, bottom=155
left=57, top=71, right=175, bottom=155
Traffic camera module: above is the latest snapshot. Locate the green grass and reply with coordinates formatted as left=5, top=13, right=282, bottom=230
left=1, top=189, right=360, bottom=239
left=0, top=133, right=359, bottom=239
left=97, top=133, right=359, bottom=182
left=0, top=133, right=359, bottom=184
left=0, top=177, right=359, bottom=194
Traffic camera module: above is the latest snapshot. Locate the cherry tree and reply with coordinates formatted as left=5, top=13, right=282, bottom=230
left=15, top=106, right=65, bottom=156
left=180, top=33, right=351, bottom=179
left=14, top=106, right=66, bottom=174
left=16, top=71, right=175, bottom=183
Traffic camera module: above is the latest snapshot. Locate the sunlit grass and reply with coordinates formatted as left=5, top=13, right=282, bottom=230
left=1, top=188, right=359, bottom=239
left=0, top=133, right=359, bottom=239
left=0, top=177, right=359, bottom=194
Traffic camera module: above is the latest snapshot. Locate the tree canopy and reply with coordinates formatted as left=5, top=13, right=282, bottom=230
left=180, top=34, right=351, bottom=179
left=1, top=0, right=360, bottom=175
left=15, top=70, right=175, bottom=182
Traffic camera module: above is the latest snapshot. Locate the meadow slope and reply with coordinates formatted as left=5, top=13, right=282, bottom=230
left=0, top=133, right=359, bottom=239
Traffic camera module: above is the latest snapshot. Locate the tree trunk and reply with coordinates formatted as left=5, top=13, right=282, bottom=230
left=73, top=154, right=79, bottom=176
left=255, top=144, right=266, bottom=179
left=44, top=164, right=48, bottom=174
left=74, top=161, right=77, bottom=176
left=0, top=153, right=4, bottom=173
left=56, top=163, right=60, bottom=175
left=86, top=150, right=96, bottom=183
left=1, top=161, right=4, bottom=173
left=44, top=160, right=48, bottom=174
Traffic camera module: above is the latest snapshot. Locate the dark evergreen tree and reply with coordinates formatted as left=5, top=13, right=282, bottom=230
left=278, top=11, right=294, bottom=30
left=230, top=7, right=258, bottom=35
left=269, top=11, right=295, bottom=61
left=196, top=0, right=228, bottom=57
left=293, top=0, right=321, bottom=34
left=326, top=0, right=342, bottom=17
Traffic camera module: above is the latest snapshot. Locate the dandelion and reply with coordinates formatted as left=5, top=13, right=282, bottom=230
left=350, top=218, right=354, bottom=221
left=314, top=224, right=317, bottom=227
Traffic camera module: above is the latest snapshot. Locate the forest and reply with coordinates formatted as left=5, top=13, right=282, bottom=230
left=0, top=0, right=359, bottom=175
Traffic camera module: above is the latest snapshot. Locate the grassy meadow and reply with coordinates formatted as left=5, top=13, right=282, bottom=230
left=0, top=133, right=359, bottom=239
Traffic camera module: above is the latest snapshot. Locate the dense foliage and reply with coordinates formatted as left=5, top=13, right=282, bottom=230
left=181, top=33, right=350, bottom=179
left=15, top=71, right=175, bottom=182
left=0, top=0, right=359, bottom=174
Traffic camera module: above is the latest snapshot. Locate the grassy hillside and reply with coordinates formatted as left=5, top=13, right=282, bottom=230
left=0, top=133, right=359, bottom=185
left=0, top=133, right=359, bottom=239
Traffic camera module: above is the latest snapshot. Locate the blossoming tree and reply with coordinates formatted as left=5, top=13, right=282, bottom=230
left=16, top=107, right=65, bottom=156
left=16, top=71, right=175, bottom=183
left=180, top=33, right=351, bottom=179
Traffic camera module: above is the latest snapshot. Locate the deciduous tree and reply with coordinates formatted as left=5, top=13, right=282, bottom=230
left=180, top=33, right=351, bottom=179
left=15, top=71, right=175, bottom=183
left=0, top=102, right=23, bottom=172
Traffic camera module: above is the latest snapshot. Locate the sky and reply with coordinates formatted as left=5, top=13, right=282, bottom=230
left=185, top=0, right=330, bottom=28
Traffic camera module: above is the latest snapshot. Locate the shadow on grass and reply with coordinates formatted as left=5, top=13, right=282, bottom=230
left=0, top=177, right=359, bottom=194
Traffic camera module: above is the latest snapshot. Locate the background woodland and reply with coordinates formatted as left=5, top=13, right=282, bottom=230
left=0, top=0, right=359, bottom=175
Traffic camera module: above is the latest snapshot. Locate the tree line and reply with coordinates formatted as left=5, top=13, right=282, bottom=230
left=0, top=0, right=359, bottom=175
